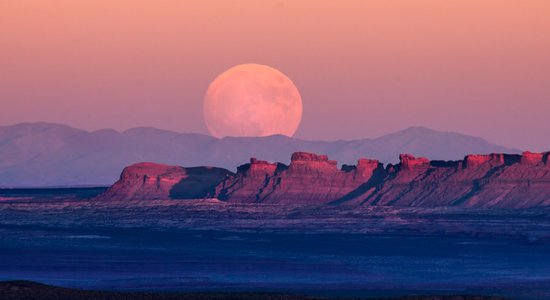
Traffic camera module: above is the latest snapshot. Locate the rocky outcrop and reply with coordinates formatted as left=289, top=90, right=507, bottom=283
left=100, top=162, right=233, bottom=200
left=102, top=151, right=550, bottom=208
left=399, top=154, right=430, bottom=170
left=360, top=152, right=549, bottom=208
left=217, top=152, right=384, bottom=204
left=215, top=158, right=285, bottom=203
left=521, top=151, right=548, bottom=165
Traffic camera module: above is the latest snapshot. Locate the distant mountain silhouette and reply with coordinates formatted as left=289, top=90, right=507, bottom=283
left=0, top=122, right=518, bottom=187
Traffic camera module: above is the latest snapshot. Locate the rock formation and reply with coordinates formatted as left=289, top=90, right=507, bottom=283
left=101, top=151, right=550, bottom=208
left=359, top=152, right=549, bottom=208
left=100, top=162, right=233, bottom=200
left=217, top=152, right=384, bottom=204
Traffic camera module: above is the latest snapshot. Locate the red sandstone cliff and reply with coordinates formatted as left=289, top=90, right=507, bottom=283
left=100, top=162, right=233, bottom=200
left=357, top=152, right=550, bottom=208
left=101, top=151, right=550, bottom=208
left=216, top=152, right=384, bottom=204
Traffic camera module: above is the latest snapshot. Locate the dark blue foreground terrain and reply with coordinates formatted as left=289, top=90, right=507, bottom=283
left=0, top=189, right=548, bottom=299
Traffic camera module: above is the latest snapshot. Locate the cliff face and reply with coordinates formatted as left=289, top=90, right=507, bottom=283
left=101, top=151, right=550, bottom=208
left=217, top=152, right=384, bottom=204
left=100, top=162, right=233, bottom=200
left=358, top=152, right=550, bottom=208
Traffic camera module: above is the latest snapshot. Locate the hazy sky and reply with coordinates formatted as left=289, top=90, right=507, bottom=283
left=1, top=0, right=549, bottom=150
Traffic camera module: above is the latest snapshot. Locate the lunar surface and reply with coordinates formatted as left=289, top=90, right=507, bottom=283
left=203, top=63, right=302, bottom=138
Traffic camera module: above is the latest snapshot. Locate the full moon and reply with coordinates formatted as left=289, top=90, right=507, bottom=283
left=203, top=63, right=303, bottom=138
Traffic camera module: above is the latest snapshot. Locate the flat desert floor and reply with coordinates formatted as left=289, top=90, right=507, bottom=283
left=0, top=189, right=548, bottom=299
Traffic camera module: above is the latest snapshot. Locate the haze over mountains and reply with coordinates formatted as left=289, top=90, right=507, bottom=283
left=0, top=122, right=518, bottom=187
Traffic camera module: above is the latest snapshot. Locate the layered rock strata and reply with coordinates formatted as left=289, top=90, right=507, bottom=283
left=216, top=152, right=384, bottom=204
left=101, top=151, right=550, bottom=208
left=100, top=162, right=233, bottom=200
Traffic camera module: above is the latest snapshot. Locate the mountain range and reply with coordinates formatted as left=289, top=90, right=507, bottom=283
left=0, top=122, right=518, bottom=187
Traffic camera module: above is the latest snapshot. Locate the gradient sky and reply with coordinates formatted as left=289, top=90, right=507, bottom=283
left=1, top=0, right=549, bottom=150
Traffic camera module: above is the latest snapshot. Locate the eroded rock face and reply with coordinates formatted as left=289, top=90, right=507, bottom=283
left=521, top=151, right=546, bottom=165
left=215, top=158, right=285, bottom=203
left=465, top=153, right=505, bottom=168
left=102, top=151, right=550, bottom=208
left=399, top=154, right=430, bottom=170
left=100, top=162, right=233, bottom=200
left=361, top=152, right=548, bottom=208
left=216, top=152, right=385, bottom=204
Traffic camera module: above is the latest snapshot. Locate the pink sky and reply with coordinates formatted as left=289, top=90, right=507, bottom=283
left=1, top=0, right=549, bottom=150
